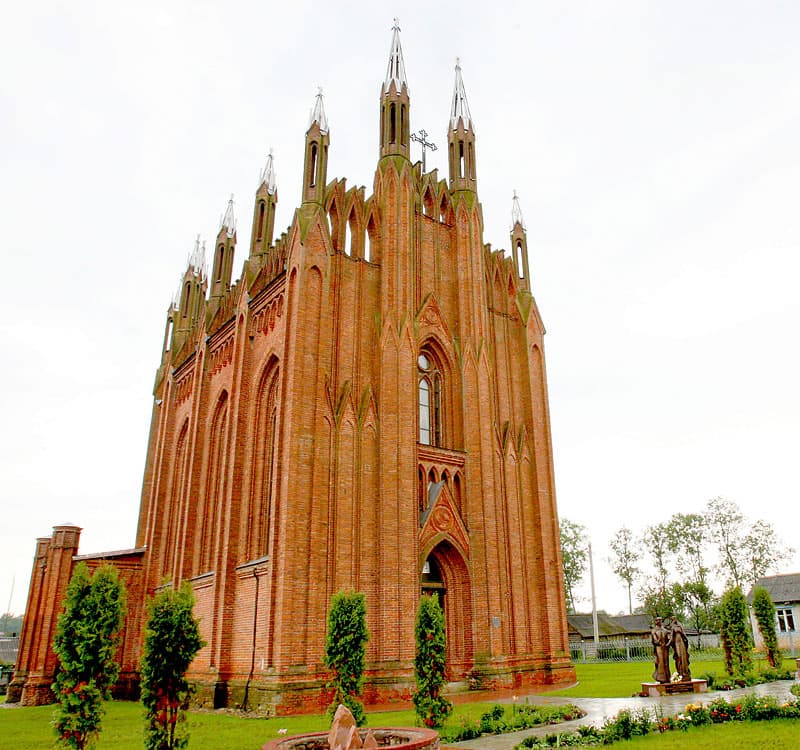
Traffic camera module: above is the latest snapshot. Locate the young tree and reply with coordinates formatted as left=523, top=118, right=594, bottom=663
left=412, top=594, right=453, bottom=728
left=665, top=513, right=710, bottom=587
left=751, top=586, right=781, bottom=668
left=641, top=522, right=672, bottom=595
left=559, top=519, right=587, bottom=613
left=325, top=591, right=369, bottom=725
left=608, top=526, right=641, bottom=614
left=52, top=563, right=126, bottom=750
left=705, top=497, right=746, bottom=587
left=639, top=581, right=686, bottom=621
left=718, top=586, right=752, bottom=678
left=741, top=521, right=793, bottom=587
left=140, top=583, right=204, bottom=750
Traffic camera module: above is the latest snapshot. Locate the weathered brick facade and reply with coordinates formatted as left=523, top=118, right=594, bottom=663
left=11, top=25, right=575, bottom=713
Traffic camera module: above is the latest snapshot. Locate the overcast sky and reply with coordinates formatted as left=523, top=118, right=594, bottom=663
left=1, top=1, right=798, bottom=617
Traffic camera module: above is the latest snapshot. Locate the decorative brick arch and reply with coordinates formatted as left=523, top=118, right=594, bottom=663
left=420, top=538, right=473, bottom=679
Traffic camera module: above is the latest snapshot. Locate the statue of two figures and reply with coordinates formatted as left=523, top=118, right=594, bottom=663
left=651, top=616, right=691, bottom=684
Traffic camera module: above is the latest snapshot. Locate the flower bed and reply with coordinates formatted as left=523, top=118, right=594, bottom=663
left=443, top=702, right=585, bottom=743
left=514, top=687, right=800, bottom=748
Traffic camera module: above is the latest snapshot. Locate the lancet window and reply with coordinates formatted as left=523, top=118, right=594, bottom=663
left=418, top=351, right=442, bottom=446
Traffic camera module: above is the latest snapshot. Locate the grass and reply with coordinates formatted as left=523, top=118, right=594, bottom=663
left=0, top=698, right=574, bottom=750
left=611, top=719, right=800, bottom=749
left=1, top=659, right=795, bottom=749
left=544, top=658, right=798, bottom=698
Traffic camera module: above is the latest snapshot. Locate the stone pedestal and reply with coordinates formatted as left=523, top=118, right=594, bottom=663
left=641, top=678, right=708, bottom=697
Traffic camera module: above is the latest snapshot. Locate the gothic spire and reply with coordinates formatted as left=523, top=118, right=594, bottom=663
left=511, top=190, right=525, bottom=230
left=383, top=18, right=408, bottom=94
left=220, top=194, right=236, bottom=238
left=450, top=58, right=474, bottom=131
left=308, top=88, right=329, bottom=133
left=510, top=192, right=530, bottom=290
left=188, top=234, right=206, bottom=278
left=259, top=150, right=277, bottom=195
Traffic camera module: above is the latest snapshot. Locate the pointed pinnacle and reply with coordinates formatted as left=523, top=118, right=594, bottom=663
left=450, top=58, right=474, bottom=131
left=383, top=17, right=408, bottom=94
left=220, top=194, right=236, bottom=238
left=511, top=190, right=525, bottom=230
left=260, top=149, right=277, bottom=195
left=308, top=87, right=329, bottom=133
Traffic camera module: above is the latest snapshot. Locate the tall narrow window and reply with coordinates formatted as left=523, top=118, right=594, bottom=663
left=419, top=377, right=430, bottom=445
left=516, top=240, right=524, bottom=278
left=164, top=317, right=173, bottom=352
left=257, top=201, right=265, bottom=241
left=418, top=351, right=443, bottom=447
left=365, top=218, right=374, bottom=262
left=459, top=142, right=465, bottom=178
left=216, top=245, right=224, bottom=282
left=309, top=143, right=318, bottom=187
left=181, top=282, right=191, bottom=317
left=390, top=103, right=396, bottom=144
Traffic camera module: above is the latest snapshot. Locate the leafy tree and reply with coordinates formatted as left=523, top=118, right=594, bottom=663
left=741, top=521, right=793, bottom=587
left=608, top=527, right=640, bottom=614
left=559, top=519, right=587, bottom=613
left=705, top=497, right=792, bottom=589
left=140, top=583, right=204, bottom=750
left=678, top=580, right=718, bottom=635
left=641, top=523, right=672, bottom=595
left=52, top=563, right=126, bottom=750
left=718, top=586, right=752, bottom=678
left=325, top=591, right=369, bottom=725
left=665, top=513, right=710, bottom=586
left=639, top=581, right=686, bottom=621
left=412, top=594, right=453, bottom=728
left=0, top=612, right=23, bottom=636
left=751, top=586, right=781, bottom=668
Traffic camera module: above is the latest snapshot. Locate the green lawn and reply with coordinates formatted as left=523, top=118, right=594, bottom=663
left=612, top=719, right=800, bottom=749
left=1, top=659, right=796, bottom=749
left=544, top=658, right=797, bottom=698
left=0, top=699, right=560, bottom=750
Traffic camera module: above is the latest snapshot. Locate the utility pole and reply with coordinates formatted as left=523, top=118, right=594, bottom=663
left=589, top=542, right=599, bottom=646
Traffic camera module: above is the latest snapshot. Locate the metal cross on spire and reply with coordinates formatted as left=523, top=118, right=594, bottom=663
left=411, top=129, right=437, bottom=172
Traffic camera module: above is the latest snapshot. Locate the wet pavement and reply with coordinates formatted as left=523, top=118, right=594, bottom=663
left=443, top=680, right=798, bottom=749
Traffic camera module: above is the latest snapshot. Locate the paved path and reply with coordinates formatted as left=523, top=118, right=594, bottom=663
left=443, top=680, right=798, bottom=749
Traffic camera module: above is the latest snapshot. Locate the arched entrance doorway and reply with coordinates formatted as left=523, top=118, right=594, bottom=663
left=420, top=540, right=473, bottom=679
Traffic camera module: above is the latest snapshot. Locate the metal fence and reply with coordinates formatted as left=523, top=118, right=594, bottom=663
left=569, top=634, right=730, bottom=663
left=0, top=637, right=18, bottom=665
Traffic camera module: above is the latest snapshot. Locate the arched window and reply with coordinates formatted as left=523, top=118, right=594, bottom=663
left=199, top=392, right=229, bottom=574
left=216, top=245, right=224, bottom=282
left=257, top=201, right=265, bottom=241
left=248, top=361, right=280, bottom=559
left=309, top=143, right=318, bottom=188
left=418, top=351, right=442, bottom=446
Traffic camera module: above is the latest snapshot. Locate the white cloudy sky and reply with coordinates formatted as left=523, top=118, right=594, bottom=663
left=1, top=1, right=798, bottom=617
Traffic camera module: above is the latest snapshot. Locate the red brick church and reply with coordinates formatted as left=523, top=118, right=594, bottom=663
left=10, top=23, right=574, bottom=713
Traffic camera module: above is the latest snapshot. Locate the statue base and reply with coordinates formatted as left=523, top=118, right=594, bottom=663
left=641, top=679, right=708, bottom=697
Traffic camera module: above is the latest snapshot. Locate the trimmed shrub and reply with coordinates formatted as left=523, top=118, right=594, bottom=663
left=751, top=586, right=781, bottom=667
left=412, top=594, right=452, bottom=728
left=52, top=563, right=126, bottom=750
left=325, top=591, right=369, bottom=726
left=140, top=583, right=204, bottom=750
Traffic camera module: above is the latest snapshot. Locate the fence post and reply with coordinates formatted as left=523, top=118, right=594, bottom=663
left=625, top=637, right=630, bottom=662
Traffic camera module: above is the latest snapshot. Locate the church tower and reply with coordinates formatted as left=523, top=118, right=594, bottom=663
left=10, top=21, right=574, bottom=713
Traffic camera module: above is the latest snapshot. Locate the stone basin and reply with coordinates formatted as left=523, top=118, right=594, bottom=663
left=261, top=727, right=440, bottom=750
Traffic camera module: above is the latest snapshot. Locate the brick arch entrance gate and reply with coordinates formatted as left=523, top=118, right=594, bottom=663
left=420, top=539, right=473, bottom=679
